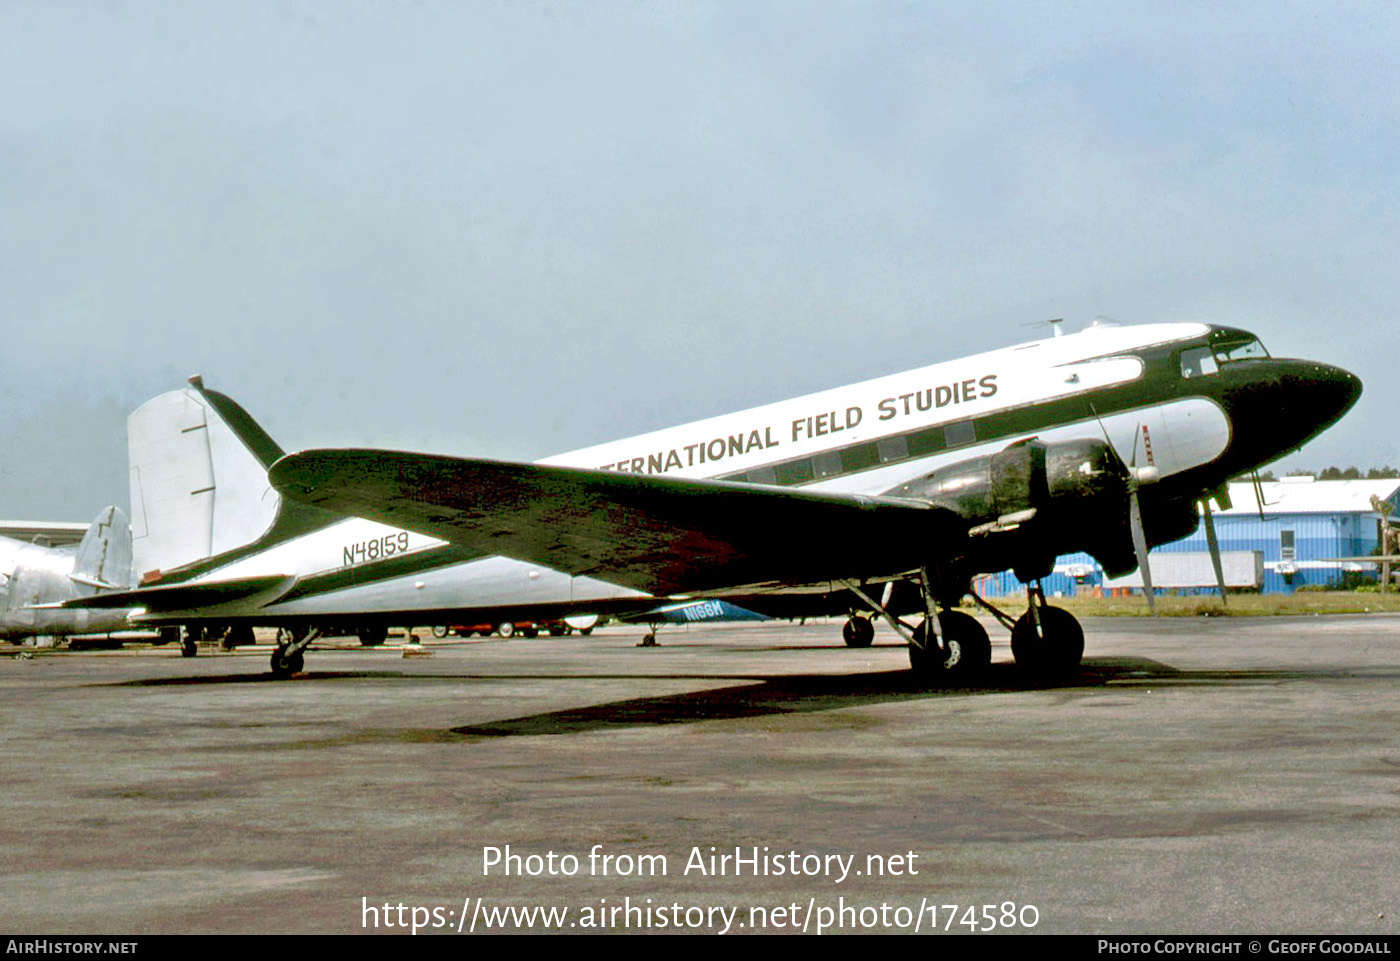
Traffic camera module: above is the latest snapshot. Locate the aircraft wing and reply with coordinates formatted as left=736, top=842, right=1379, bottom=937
left=270, top=450, right=964, bottom=597
left=60, top=574, right=295, bottom=611
left=0, top=520, right=89, bottom=548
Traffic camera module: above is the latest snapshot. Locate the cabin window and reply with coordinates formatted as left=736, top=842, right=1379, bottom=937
left=1180, top=347, right=1218, bottom=378
left=944, top=421, right=976, bottom=447
left=812, top=450, right=842, bottom=478
left=877, top=436, right=907, bottom=463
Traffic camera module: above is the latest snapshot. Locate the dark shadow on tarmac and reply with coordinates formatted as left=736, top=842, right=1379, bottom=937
left=102, top=656, right=1396, bottom=743
left=449, top=656, right=1393, bottom=738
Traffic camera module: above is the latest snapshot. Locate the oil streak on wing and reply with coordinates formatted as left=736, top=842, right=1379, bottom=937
left=269, top=450, right=965, bottom=596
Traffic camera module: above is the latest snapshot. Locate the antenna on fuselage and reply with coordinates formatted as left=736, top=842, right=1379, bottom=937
left=1021, top=318, right=1066, bottom=337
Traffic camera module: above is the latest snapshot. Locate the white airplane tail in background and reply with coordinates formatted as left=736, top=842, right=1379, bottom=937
left=127, top=376, right=284, bottom=581
left=71, top=506, right=133, bottom=591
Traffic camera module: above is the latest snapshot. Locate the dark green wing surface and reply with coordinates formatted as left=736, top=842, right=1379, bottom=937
left=269, top=450, right=964, bottom=597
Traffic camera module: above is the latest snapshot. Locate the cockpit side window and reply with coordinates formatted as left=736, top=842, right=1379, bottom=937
left=1180, top=346, right=1218, bottom=378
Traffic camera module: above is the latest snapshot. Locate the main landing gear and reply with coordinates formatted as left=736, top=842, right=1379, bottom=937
left=908, top=609, right=991, bottom=680
left=1009, top=583, right=1084, bottom=675
left=841, top=574, right=1086, bottom=682
left=969, top=581, right=1085, bottom=677
left=839, top=572, right=990, bottom=684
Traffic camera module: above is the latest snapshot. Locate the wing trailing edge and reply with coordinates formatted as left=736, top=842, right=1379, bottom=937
left=60, top=574, right=296, bottom=611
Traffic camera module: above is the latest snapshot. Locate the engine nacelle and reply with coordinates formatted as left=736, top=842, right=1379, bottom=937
left=883, top=438, right=1134, bottom=582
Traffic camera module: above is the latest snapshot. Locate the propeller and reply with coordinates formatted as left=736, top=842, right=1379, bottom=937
left=1201, top=496, right=1228, bottom=605
left=1125, top=424, right=1158, bottom=613
left=1088, top=406, right=1159, bottom=612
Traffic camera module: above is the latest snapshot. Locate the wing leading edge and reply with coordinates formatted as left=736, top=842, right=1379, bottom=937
left=269, top=450, right=965, bottom=597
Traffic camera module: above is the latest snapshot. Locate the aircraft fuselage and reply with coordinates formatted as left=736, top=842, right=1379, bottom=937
left=119, top=321, right=1360, bottom=628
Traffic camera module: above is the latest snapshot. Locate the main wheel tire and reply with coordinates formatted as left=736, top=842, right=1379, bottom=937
left=841, top=616, right=875, bottom=648
left=358, top=626, right=387, bottom=647
left=496, top=623, right=514, bottom=638
left=522, top=626, right=539, bottom=638
left=1010, top=606, right=1085, bottom=675
left=431, top=625, right=449, bottom=639
left=908, top=610, right=991, bottom=682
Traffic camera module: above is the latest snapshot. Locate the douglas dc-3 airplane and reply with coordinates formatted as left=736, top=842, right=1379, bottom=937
left=70, top=320, right=1359, bottom=679
left=1, top=508, right=134, bottom=644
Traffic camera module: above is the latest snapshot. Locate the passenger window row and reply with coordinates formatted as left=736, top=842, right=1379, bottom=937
left=722, top=420, right=978, bottom=486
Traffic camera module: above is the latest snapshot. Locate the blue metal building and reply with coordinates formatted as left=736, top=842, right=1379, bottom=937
left=976, top=477, right=1400, bottom=598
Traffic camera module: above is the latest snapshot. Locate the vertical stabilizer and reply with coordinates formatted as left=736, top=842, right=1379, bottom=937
left=128, top=378, right=285, bottom=579
left=71, top=506, right=133, bottom=591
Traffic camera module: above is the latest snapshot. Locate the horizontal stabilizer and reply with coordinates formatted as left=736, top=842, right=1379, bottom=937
left=69, top=572, right=122, bottom=591
left=270, top=449, right=965, bottom=596
left=61, top=574, right=294, bottom=611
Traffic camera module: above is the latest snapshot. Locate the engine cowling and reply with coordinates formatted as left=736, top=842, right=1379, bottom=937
left=882, top=438, right=1139, bottom=582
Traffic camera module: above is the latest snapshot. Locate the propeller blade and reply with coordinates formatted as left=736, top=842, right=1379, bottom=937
left=1129, top=489, right=1155, bottom=613
left=1202, top=498, right=1228, bottom=606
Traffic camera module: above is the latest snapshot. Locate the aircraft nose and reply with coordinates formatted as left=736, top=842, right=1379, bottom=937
left=1291, top=361, right=1362, bottom=428
left=1215, top=358, right=1362, bottom=473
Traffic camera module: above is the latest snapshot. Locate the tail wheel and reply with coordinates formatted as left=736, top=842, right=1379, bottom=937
left=270, top=648, right=304, bottom=678
left=908, top=610, right=991, bottom=682
left=841, top=616, right=875, bottom=648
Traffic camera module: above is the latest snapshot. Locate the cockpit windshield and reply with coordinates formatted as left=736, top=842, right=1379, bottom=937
left=1212, top=336, right=1270, bottom=363
left=1181, top=330, right=1271, bottom=378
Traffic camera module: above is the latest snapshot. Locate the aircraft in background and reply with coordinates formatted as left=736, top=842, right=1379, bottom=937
left=71, top=321, right=1360, bottom=678
left=1, top=508, right=136, bottom=645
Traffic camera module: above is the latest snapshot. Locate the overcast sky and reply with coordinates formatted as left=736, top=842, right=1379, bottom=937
left=1, top=2, right=1395, bottom=519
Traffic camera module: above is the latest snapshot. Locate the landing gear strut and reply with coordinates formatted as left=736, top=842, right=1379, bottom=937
left=1009, top=582, right=1084, bottom=675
